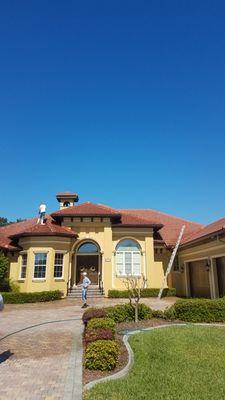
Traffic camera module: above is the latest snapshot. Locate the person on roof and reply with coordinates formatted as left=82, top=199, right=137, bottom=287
left=37, top=203, right=46, bottom=225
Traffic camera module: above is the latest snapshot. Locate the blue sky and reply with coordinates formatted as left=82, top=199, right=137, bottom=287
left=0, top=1, right=225, bottom=224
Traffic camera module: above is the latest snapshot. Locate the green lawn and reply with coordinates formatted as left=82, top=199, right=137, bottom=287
left=83, top=326, right=225, bottom=400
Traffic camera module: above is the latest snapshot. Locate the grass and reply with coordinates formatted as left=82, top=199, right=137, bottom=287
left=83, top=326, right=225, bottom=400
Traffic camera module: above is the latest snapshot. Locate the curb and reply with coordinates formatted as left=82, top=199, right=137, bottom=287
left=83, top=322, right=225, bottom=392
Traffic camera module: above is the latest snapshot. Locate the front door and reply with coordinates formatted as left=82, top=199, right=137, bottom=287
left=76, top=254, right=99, bottom=285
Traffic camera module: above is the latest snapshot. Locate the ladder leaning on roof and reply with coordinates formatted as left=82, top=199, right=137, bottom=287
left=158, top=224, right=186, bottom=300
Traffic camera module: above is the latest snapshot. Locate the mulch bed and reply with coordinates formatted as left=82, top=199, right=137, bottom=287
left=83, top=318, right=174, bottom=385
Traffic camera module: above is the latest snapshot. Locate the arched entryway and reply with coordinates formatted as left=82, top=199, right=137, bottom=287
left=74, top=241, right=101, bottom=285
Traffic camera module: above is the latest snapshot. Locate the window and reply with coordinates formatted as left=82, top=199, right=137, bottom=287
left=54, top=253, right=64, bottom=278
left=34, top=253, right=47, bottom=279
left=77, top=242, right=99, bottom=253
left=63, top=201, right=70, bottom=207
left=20, top=253, right=27, bottom=279
left=116, top=239, right=141, bottom=276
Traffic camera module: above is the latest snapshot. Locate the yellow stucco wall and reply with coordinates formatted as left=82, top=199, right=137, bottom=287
left=8, top=218, right=171, bottom=296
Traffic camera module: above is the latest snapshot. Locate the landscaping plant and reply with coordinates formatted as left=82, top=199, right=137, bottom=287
left=87, top=317, right=116, bottom=334
left=85, top=340, right=119, bottom=371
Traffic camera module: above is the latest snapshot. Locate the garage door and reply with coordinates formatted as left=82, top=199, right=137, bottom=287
left=189, top=260, right=211, bottom=298
left=216, top=256, right=225, bottom=297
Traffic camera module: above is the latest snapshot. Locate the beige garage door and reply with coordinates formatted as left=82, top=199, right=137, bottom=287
left=189, top=260, right=210, bottom=298
left=216, top=256, right=225, bottom=297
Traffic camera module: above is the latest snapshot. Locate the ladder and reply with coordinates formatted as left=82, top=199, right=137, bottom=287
left=158, top=224, right=186, bottom=299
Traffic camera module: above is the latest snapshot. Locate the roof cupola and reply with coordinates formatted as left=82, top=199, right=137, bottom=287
left=56, top=192, right=79, bottom=209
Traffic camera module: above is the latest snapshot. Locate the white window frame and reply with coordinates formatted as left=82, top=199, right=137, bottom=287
left=54, top=251, right=65, bottom=280
left=33, top=252, right=48, bottom=281
left=116, top=250, right=141, bottom=276
left=19, top=252, right=28, bottom=280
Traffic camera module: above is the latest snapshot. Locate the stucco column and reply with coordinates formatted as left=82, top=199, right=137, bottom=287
left=145, top=234, right=154, bottom=288
left=210, top=258, right=219, bottom=298
left=103, top=225, right=113, bottom=295
left=184, top=262, right=191, bottom=297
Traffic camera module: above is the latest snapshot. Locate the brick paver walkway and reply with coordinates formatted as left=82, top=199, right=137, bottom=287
left=0, top=300, right=84, bottom=400
left=0, top=296, right=176, bottom=399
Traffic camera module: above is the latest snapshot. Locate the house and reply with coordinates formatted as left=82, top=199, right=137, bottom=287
left=0, top=192, right=225, bottom=299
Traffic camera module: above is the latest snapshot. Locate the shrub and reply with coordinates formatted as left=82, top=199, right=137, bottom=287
left=108, top=288, right=176, bottom=298
left=152, top=309, right=166, bottom=319
left=0, top=251, right=8, bottom=281
left=0, top=279, right=11, bottom=292
left=82, top=307, right=107, bottom=325
left=85, top=327, right=114, bottom=343
left=87, top=317, right=116, bottom=334
left=1, top=290, right=63, bottom=304
left=85, top=340, right=119, bottom=370
left=164, top=298, right=225, bottom=323
left=106, top=303, right=152, bottom=322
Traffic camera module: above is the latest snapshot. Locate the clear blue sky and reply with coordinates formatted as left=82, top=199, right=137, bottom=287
left=0, top=1, right=225, bottom=224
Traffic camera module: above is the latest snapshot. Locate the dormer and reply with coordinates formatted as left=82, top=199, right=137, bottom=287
left=56, top=192, right=79, bottom=209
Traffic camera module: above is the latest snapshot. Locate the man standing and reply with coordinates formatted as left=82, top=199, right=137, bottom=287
left=81, top=272, right=91, bottom=308
left=0, top=293, right=4, bottom=311
left=37, top=203, right=46, bottom=225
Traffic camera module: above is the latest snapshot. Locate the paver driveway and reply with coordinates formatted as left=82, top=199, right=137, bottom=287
left=0, top=299, right=84, bottom=400
left=0, top=296, right=176, bottom=400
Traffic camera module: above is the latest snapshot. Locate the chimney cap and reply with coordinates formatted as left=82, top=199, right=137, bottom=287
left=56, top=192, right=79, bottom=202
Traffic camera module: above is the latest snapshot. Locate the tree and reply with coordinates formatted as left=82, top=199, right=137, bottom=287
left=0, top=217, right=10, bottom=227
left=122, top=274, right=147, bottom=323
left=0, top=217, right=26, bottom=226
left=0, top=251, right=9, bottom=281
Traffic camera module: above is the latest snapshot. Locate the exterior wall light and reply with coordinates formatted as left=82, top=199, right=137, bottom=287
left=206, top=258, right=211, bottom=272
left=180, top=264, right=185, bottom=273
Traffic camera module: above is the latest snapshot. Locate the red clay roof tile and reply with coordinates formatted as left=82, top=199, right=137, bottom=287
left=181, top=217, right=225, bottom=245
left=119, top=209, right=203, bottom=246
left=52, top=202, right=121, bottom=217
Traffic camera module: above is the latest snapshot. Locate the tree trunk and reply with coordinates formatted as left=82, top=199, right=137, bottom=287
left=135, top=302, right=138, bottom=323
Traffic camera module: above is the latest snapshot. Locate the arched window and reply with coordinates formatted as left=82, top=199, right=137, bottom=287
left=77, top=242, right=99, bottom=253
left=116, top=239, right=141, bottom=276
left=63, top=201, right=71, bottom=207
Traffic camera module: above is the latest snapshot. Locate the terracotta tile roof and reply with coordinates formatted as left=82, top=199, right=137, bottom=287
left=119, top=209, right=204, bottom=247
left=52, top=202, right=121, bottom=218
left=113, top=211, right=163, bottom=229
left=181, top=217, right=225, bottom=245
left=0, top=234, right=20, bottom=251
left=0, top=216, right=77, bottom=249
left=8, top=216, right=77, bottom=239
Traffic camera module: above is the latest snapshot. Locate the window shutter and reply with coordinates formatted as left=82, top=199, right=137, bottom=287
left=116, top=252, right=124, bottom=275
left=133, top=252, right=141, bottom=275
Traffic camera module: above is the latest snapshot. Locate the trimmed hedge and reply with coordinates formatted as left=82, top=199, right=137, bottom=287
left=106, top=303, right=152, bottom=322
left=85, top=328, right=115, bottom=343
left=152, top=309, right=166, bottom=319
left=85, top=340, right=119, bottom=370
left=82, top=307, right=107, bottom=325
left=164, top=298, right=225, bottom=323
left=1, top=290, right=63, bottom=304
left=87, top=317, right=116, bottom=334
left=83, top=303, right=153, bottom=324
left=108, top=288, right=176, bottom=298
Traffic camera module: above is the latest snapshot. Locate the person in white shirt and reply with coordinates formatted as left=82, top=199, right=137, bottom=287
left=0, top=293, right=4, bottom=311
left=37, top=203, right=46, bottom=225
left=81, top=272, right=91, bottom=308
